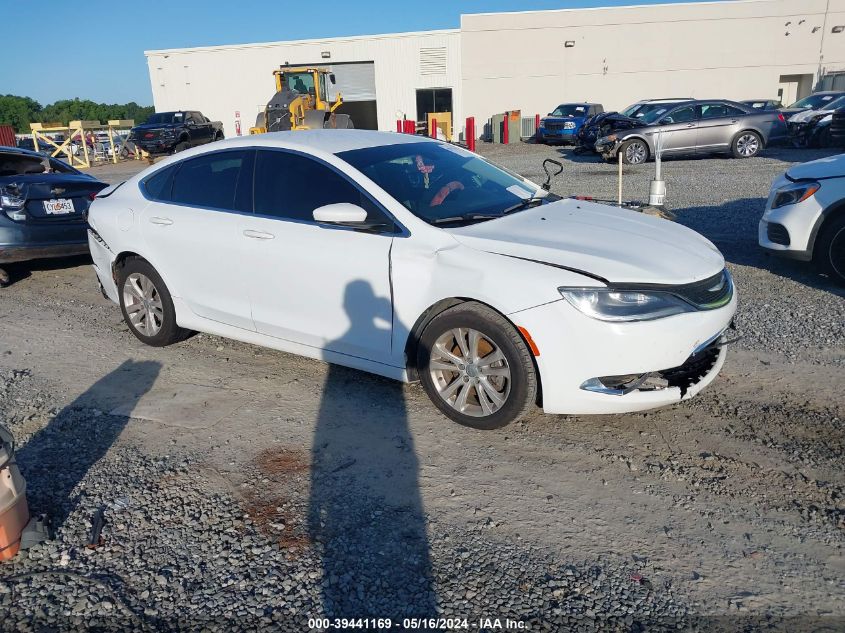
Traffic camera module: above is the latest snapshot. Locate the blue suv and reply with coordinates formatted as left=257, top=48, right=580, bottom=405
left=537, top=103, right=604, bottom=145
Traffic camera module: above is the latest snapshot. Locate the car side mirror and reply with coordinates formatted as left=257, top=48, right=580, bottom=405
left=313, top=202, right=368, bottom=224
left=329, top=73, right=336, bottom=85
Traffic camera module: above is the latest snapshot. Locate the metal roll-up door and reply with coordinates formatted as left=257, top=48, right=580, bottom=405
left=328, top=63, right=376, bottom=102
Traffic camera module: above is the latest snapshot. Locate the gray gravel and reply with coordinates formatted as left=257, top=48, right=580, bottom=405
left=477, top=143, right=845, bottom=365
left=0, top=368, right=693, bottom=631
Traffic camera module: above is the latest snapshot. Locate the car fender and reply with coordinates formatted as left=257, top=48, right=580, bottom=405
left=390, top=237, right=604, bottom=369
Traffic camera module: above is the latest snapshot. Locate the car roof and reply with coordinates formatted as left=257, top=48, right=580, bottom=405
left=183, top=129, right=440, bottom=156
left=1, top=146, right=46, bottom=159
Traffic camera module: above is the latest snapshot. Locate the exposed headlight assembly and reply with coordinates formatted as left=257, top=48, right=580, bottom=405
left=771, top=181, right=819, bottom=209
left=559, top=288, right=695, bottom=322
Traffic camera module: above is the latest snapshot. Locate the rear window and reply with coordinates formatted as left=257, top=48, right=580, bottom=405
left=0, top=153, right=76, bottom=177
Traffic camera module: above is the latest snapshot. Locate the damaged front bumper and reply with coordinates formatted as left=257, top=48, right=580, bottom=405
left=595, top=138, right=622, bottom=160
left=580, top=327, right=739, bottom=397
left=511, top=293, right=738, bottom=415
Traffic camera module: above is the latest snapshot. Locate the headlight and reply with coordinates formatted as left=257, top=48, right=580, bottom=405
left=771, top=181, right=819, bottom=210
left=559, top=288, right=694, bottom=322
left=564, top=121, right=576, bottom=129
left=598, top=134, right=617, bottom=144
left=160, top=129, right=176, bottom=138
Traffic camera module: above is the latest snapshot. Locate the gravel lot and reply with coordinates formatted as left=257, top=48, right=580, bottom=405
left=0, top=144, right=842, bottom=631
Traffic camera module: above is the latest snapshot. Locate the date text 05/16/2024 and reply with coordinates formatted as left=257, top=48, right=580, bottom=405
left=308, top=617, right=527, bottom=630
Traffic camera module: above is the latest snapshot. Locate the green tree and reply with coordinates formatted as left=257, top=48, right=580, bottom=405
left=0, top=95, right=42, bottom=132
left=0, top=95, right=155, bottom=132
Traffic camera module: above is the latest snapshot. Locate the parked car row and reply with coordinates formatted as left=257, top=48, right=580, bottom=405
left=538, top=90, right=845, bottom=161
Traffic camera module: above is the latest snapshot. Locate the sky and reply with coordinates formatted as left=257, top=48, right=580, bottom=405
left=0, top=0, right=718, bottom=106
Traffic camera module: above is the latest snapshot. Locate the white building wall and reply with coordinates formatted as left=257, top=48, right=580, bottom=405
left=145, top=30, right=461, bottom=138
left=461, top=0, right=845, bottom=126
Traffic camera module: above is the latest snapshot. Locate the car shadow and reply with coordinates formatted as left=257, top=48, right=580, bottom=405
left=1, top=254, right=91, bottom=287
left=308, top=280, right=436, bottom=619
left=15, top=359, right=161, bottom=528
left=674, top=197, right=845, bottom=297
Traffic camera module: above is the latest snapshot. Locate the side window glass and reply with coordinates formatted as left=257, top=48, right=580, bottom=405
left=665, top=106, right=695, bottom=124
left=142, top=164, right=177, bottom=201
left=170, top=150, right=249, bottom=210
left=254, top=150, right=392, bottom=227
left=700, top=104, right=728, bottom=119
left=725, top=105, right=746, bottom=116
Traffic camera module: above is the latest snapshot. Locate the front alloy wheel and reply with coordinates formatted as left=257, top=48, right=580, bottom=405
left=429, top=328, right=512, bottom=418
left=620, top=139, right=648, bottom=165
left=418, top=302, right=537, bottom=429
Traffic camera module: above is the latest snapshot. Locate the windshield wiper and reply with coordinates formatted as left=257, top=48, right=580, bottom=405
left=429, top=213, right=503, bottom=226
left=501, top=195, right=544, bottom=216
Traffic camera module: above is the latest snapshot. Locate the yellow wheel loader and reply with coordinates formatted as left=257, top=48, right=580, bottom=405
left=250, top=65, right=353, bottom=134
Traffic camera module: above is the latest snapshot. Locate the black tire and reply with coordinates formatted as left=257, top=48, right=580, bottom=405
left=619, top=138, right=649, bottom=165
left=814, top=213, right=845, bottom=285
left=416, top=302, right=537, bottom=429
left=173, top=140, right=189, bottom=153
left=214, top=132, right=224, bottom=141
left=117, top=257, right=190, bottom=346
left=732, top=131, right=762, bottom=158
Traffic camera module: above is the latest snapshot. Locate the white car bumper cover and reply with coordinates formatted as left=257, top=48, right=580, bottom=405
left=512, top=294, right=737, bottom=415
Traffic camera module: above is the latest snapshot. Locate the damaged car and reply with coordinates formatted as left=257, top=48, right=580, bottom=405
left=0, top=147, right=107, bottom=286
left=576, top=99, right=693, bottom=153
left=786, top=95, right=845, bottom=148
left=595, top=100, right=783, bottom=164
left=88, top=131, right=736, bottom=429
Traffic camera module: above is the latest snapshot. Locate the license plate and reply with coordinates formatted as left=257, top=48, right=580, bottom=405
left=43, top=199, right=75, bottom=215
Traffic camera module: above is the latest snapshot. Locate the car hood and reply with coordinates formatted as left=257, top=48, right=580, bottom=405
left=544, top=115, right=588, bottom=124
left=786, top=153, right=845, bottom=180
left=445, top=200, right=724, bottom=285
left=789, top=108, right=830, bottom=123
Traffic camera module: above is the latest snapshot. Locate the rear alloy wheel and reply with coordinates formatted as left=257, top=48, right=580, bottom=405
left=620, top=139, right=648, bottom=165
left=118, top=257, right=189, bottom=346
left=815, top=214, right=845, bottom=285
left=417, top=303, right=537, bottom=429
left=732, top=131, right=761, bottom=158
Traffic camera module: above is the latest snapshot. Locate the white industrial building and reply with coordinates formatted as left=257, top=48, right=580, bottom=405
left=146, top=0, right=845, bottom=139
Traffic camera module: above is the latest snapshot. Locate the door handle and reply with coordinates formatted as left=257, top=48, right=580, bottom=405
left=149, top=216, right=173, bottom=226
left=730, top=119, right=739, bottom=123
left=243, top=229, right=275, bottom=240
left=686, top=123, right=695, bottom=128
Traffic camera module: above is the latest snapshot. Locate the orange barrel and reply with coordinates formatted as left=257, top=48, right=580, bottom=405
left=0, top=425, right=28, bottom=561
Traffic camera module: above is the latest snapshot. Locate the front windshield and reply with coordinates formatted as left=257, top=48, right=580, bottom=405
left=789, top=94, right=839, bottom=109
left=337, top=141, right=546, bottom=226
left=145, top=112, right=183, bottom=125
left=621, top=103, right=642, bottom=117
left=638, top=106, right=677, bottom=124
left=550, top=104, right=588, bottom=117
left=284, top=72, right=315, bottom=95
left=820, top=95, right=845, bottom=111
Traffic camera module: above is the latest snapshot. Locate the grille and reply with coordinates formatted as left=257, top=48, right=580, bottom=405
left=660, top=344, right=720, bottom=397
left=766, top=222, right=790, bottom=246
left=831, top=111, right=845, bottom=139
left=544, top=122, right=566, bottom=131
left=671, top=269, right=733, bottom=309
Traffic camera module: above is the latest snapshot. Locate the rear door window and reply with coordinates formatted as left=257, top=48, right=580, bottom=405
left=168, top=150, right=254, bottom=211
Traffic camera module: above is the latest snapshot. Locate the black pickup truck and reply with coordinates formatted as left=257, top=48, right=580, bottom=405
left=130, top=111, right=224, bottom=155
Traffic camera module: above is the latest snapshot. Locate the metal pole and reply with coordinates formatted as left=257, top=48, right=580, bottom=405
left=618, top=151, right=623, bottom=207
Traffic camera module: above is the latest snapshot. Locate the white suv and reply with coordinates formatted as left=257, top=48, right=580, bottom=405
left=759, top=154, right=845, bottom=284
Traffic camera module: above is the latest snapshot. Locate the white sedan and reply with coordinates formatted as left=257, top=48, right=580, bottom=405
left=87, top=130, right=736, bottom=429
